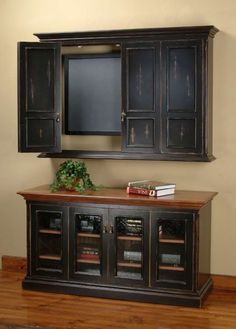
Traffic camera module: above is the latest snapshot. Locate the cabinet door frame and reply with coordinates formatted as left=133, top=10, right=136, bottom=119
left=69, top=206, right=109, bottom=284
left=108, top=207, right=149, bottom=287
left=18, top=42, right=61, bottom=152
left=121, top=42, right=160, bottom=154
left=151, top=211, right=194, bottom=291
left=30, top=202, right=68, bottom=279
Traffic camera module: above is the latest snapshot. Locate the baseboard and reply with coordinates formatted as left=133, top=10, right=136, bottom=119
left=1, top=255, right=236, bottom=291
left=212, top=274, right=236, bottom=291
left=2, top=255, right=27, bottom=273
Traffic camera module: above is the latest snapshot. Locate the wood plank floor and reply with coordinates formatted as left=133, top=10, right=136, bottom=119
left=0, top=271, right=236, bottom=329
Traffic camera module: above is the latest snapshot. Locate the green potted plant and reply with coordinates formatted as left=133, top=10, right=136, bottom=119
left=50, top=160, right=98, bottom=192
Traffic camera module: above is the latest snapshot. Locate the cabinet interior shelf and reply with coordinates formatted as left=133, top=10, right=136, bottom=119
left=77, top=233, right=100, bottom=238
left=117, top=236, right=142, bottom=241
left=159, top=236, right=185, bottom=244
left=39, top=229, right=61, bottom=235
left=117, top=262, right=142, bottom=268
left=159, top=266, right=185, bottom=272
left=77, top=259, right=100, bottom=265
left=39, top=255, right=61, bottom=261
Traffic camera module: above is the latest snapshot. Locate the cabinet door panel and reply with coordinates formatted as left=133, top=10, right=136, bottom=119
left=26, top=118, right=56, bottom=148
left=127, top=48, right=155, bottom=112
left=109, top=208, right=149, bottom=287
left=161, top=40, right=202, bottom=155
left=167, top=118, right=196, bottom=149
left=127, top=118, right=155, bottom=147
left=18, top=42, right=61, bottom=152
left=151, top=211, right=194, bottom=290
left=26, top=48, right=55, bottom=112
left=168, top=47, right=196, bottom=111
left=69, top=207, right=108, bottom=284
left=30, top=203, right=68, bottom=279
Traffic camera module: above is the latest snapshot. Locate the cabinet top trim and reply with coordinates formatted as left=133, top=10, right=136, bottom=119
left=34, top=26, right=218, bottom=43
left=17, top=186, right=217, bottom=210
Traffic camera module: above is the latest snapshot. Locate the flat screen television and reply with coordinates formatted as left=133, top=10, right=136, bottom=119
left=64, top=53, right=121, bottom=135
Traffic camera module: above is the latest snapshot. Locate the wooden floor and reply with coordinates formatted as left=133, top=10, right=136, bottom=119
left=0, top=271, right=236, bottom=329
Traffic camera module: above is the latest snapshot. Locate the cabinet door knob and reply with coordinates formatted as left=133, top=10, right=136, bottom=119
left=121, top=111, right=126, bottom=122
left=103, top=225, right=107, bottom=234
left=56, top=114, right=60, bottom=123
left=108, top=225, right=114, bottom=234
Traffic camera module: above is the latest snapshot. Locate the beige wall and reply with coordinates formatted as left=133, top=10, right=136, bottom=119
left=0, top=0, right=236, bottom=275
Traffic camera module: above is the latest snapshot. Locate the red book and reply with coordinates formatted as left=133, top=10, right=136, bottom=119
left=126, top=186, right=156, bottom=196
left=80, top=254, right=99, bottom=261
left=127, top=186, right=175, bottom=197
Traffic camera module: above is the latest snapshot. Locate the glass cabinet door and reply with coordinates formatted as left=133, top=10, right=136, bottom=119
left=151, top=212, right=193, bottom=290
left=69, top=207, right=108, bottom=283
left=109, top=209, right=149, bottom=287
left=31, top=204, right=67, bottom=278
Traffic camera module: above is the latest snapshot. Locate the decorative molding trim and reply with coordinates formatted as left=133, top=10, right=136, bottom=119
left=2, top=256, right=236, bottom=291
left=2, top=255, right=27, bottom=273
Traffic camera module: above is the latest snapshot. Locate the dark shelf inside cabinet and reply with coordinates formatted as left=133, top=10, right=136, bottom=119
left=39, top=255, right=61, bottom=261
left=77, top=259, right=100, bottom=265
left=117, top=262, right=142, bottom=268
left=39, top=229, right=61, bottom=235
left=77, top=233, right=100, bottom=239
left=117, top=236, right=142, bottom=241
left=159, top=234, right=185, bottom=244
left=159, top=266, right=185, bottom=272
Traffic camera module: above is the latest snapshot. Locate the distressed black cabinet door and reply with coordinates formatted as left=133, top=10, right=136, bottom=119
left=69, top=206, right=109, bottom=284
left=161, top=40, right=203, bottom=156
left=122, top=44, right=160, bottom=153
left=30, top=203, right=68, bottom=279
left=151, top=211, right=194, bottom=291
left=18, top=42, right=61, bottom=152
left=108, top=208, right=149, bottom=287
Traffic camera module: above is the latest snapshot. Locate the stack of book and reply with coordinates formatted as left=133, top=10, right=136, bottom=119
left=79, top=245, right=100, bottom=261
left=126, top=180, right=176, bottom=197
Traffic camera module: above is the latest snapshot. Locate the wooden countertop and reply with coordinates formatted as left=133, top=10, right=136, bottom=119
left=17, top=185, right=217, bottom=210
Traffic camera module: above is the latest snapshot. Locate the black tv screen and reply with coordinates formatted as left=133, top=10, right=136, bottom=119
left=64, top=53, right=121, bottom=135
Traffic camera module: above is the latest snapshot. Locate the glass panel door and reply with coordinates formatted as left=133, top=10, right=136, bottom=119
left=76, top=214, right=102, bottom=276
left=31, top=204, right=67, bottom=279
left=116, top=216, right=143, bottom=280
left=37, top=211, right=62, bottom=269
left=151, top=212, right=193, bottom=290
left=109, top=209, right=148, bottom=287
left=158, top=219, right=186, bottom=282
left=69, top=207, right=108, bottom=283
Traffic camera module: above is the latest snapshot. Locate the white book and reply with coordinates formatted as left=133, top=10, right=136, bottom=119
left=128, top=180, right=176, bottom=191
left=155, top=188, right=175, bottom=197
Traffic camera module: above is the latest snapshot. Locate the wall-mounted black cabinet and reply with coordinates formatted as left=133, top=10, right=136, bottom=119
left=18, top=26, right=218, bottom=161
